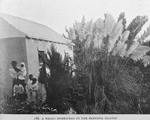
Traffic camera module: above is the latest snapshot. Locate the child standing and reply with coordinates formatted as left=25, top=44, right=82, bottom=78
left=13, top=79, right=24, bottom=100
left=31, top=78, right=38, bottom=103
left=26, top=74, right=33, bottom=102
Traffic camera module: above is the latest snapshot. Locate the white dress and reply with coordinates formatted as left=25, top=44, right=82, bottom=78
left=18, top=66, right=27, bottom=80
left=26, top=79, right=32, bottom=102
left=31, top=83, right=38, bottom=102
left=13, top=84, right=24, bottom=95
left=9, top=68, right=18, bottom=79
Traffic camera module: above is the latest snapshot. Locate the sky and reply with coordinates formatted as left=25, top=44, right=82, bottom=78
left=0, top=0, right=150, bottom=35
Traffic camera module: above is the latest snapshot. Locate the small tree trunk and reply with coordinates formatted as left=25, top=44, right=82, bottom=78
left=88, top=73, right=92, bottom=104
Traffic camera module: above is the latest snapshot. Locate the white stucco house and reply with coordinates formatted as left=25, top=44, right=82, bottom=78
left=0, top=12, right=73, bottom=96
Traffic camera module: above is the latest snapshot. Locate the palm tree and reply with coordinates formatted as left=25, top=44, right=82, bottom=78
left=38, top=44, right=73, bottom=112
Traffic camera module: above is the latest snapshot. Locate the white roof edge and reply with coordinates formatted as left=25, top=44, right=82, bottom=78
left=0, top=12, right=73, bottom=45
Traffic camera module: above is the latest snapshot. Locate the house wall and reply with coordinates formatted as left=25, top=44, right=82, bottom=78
left=25, top=38, right=73, bottom=80
left=25, top=38, right=40, bottom=79
left=0, top=37, right=27, bottom=96
left=0, top=37, right=73, bottom=97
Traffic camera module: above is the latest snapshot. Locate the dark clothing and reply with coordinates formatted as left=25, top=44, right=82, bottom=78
left=13, top=78, right=18, bottom=87
left=19, top=80, right=26, bottom=92
left=10, top=67, right=20, bottom=96
left=19, top=80, right=25, bottom=87
left=14, top=93, right=27, bottom=101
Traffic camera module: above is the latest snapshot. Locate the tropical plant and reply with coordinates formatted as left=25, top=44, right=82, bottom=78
left=38, top=44, right=74, bottom=113
left=126, top=15, right=148, bottom=49
left=1, top=99, right=58, bottom=114
left=117, top=12, right=126, bottom=32
left=136, top=25, right=150, bottom=113
left=65, top=13, right=150, bottom=113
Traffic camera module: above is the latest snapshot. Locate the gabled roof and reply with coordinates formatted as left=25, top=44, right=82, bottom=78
left=0, top=12, right=70, bottom=44
left=0, top=15, right=25, bottom=38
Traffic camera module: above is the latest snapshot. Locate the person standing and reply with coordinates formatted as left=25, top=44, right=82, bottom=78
left=26, top=74, right=33, bottom=102
left=31, top=78, right=38, bottom=103
left=18, top=62, right=27, bottom=89
left=13, top=79, right=25, bottom=100
left=9, top=61, right=20, bottom=96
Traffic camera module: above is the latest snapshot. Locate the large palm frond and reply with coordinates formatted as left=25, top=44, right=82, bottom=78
left=108, top=20, right=123, bottom=52
left=130, top=45, right=150, bottom=61
left=126, top=15, right=148, bottom=48
left=103, top=13, right=116, bottom=37
left=126, top=41, right=139, bottom=57
left=139, top=26, right=150, bottom=43
left=117, top=12, right=127, bottom=31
